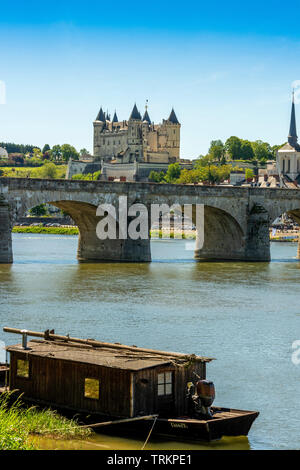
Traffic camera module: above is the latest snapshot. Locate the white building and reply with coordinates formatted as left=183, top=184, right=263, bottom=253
left=0, top=147, right=8, bottom=159
left=277, top=92, right=300, bottom=183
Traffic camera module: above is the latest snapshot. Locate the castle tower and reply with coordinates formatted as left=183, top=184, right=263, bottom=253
left=93, top=107, right=106, bottom=156
left=277, top=92, right=300, bottom=181
left=127, top=104, right=143, bottom=162
left=162, top=108, right=181, bottom=161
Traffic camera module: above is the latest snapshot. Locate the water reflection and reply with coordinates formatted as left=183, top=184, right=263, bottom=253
left=32, top=433, right=251, bottom=451
left=1, top=235, right=300, bottom=450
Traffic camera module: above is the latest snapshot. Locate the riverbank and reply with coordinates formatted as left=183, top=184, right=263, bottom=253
left=12, top=225, right=300, bottom=242
left=13, top=226, right=79, bottom=235
left=12, top=226, right=196, bottom=238
left=0, top=392, right=91, bottom=450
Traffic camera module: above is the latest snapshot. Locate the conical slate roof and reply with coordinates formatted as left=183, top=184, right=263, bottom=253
left=167, top=108, right=179, bottom=124
left=142, top=109, right=151, bottom=124
left=95, top=107, right=105, bottom=122
left=129, top=104, right=142, bottom=120
left=112, top=111, right=118, bottom=123
left=288, top=91, right=298, bottom=148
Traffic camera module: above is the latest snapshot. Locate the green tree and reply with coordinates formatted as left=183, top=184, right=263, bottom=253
left=50, top=145, right=62, bottom=161
left=29, top=204, right=48, bottom=216
left=79, top=148, right=91, bottom=157
left=252, top=140, right=272, bottom=162
left=245, top=168, right=254, bottom=180
left=225, top=136, right=242, bottom=160
left=32, top=148, right=43, bottom=159
left=61, top=144, right=79, bottom=162
left=164, top=163, right=181, bottom=183
left=208, top=140, right=225, bottom=162
left=240, top=140, right=254, bottom=160
left=149, top=170, right=166, bottom=183
left=37, top=162, right=57, bottom=179
left=193, top=154, right=214, bottom=168
left=42, top=144, right=51, bottom=154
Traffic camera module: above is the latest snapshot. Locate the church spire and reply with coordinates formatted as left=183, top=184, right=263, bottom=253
left=288, top=90, right=298, bottom=148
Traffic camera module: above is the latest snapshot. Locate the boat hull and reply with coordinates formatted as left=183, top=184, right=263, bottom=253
left=0, top=387, right=258, bottom=442
left=111, top=407, right=259, bottom=442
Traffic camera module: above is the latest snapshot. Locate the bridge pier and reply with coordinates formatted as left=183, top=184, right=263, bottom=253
left=244, top=204, right=270, bottom=261
left=0, top=197, right=13, bottom=264
left=77, top=230, right=151, bottom=262
left=194, top=204, right=270, bottom=261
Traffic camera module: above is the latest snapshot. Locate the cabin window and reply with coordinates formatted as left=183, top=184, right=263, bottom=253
left=157, top=372, right=173, bottom=396
left=84, top=378, right=99, bottom=399
left=17, top=359, right=29, bottom=378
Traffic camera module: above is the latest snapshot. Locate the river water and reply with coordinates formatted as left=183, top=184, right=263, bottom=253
left=0, top=234, right=300, bottom=450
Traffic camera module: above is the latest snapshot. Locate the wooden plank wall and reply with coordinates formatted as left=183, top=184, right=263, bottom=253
left=10, top=352, right=132, bottom=417
left=133, top=362, right=205, bottom=417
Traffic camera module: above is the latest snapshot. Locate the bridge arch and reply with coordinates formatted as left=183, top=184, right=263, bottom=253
left=12, top=192, right=151, bottom=262
left=194, top=205, right=245, bottom=260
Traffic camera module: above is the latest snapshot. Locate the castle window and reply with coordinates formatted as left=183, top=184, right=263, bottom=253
left=287, top=159, right=290, bottom=172
left=282, top=160, right=285, bottom=173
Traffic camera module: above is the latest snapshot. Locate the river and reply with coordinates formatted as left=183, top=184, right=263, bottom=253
left=0, top=234, right=300, bottom=450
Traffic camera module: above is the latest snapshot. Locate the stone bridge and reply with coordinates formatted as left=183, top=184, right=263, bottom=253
left=1, top=177, right=300, bottom=263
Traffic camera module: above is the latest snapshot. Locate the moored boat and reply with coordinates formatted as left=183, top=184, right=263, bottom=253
left=1, top=327, right=259, bottom=442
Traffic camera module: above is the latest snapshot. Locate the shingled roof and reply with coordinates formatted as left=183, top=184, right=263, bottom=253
left=167, top=108, right=179, bottom=124
left=129, top=104, right=142, bottom=120
left=95, top=107, right=105, bottom=122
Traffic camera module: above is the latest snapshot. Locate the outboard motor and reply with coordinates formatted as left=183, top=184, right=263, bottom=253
left=196, top=380, right=215, bottom=419
left=187, top=379, right=215, bottom=419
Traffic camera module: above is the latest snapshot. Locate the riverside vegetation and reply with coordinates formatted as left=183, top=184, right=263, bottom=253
left=0, top=392, right=91, bottom=450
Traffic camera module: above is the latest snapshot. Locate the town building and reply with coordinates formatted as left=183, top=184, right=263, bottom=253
left=276, top=91, right=300, bottom=185
left=258, top=92, right=300, bottom=188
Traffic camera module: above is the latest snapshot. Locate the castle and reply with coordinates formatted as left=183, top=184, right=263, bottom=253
left=93, top=103, right=180, bottom=164
left=66, top=103, right=188, bottom=180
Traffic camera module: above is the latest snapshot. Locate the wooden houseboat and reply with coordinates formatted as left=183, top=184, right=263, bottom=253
left=1, top=327, right=259, bottom=442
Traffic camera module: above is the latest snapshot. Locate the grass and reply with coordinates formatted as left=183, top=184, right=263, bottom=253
left=0, top=392, right=91, bottom=450
left=12, top=226, right=197, bottom=238
left=0, top=165, right=67, bottom=179
left=13, top=226, right=79, bottom=235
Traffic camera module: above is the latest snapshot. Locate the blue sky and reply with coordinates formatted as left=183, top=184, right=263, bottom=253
left=1, top=1, right=300, bottom=158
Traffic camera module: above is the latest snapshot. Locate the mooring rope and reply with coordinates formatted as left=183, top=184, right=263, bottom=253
left=141, top=415, right=158, bottom=450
